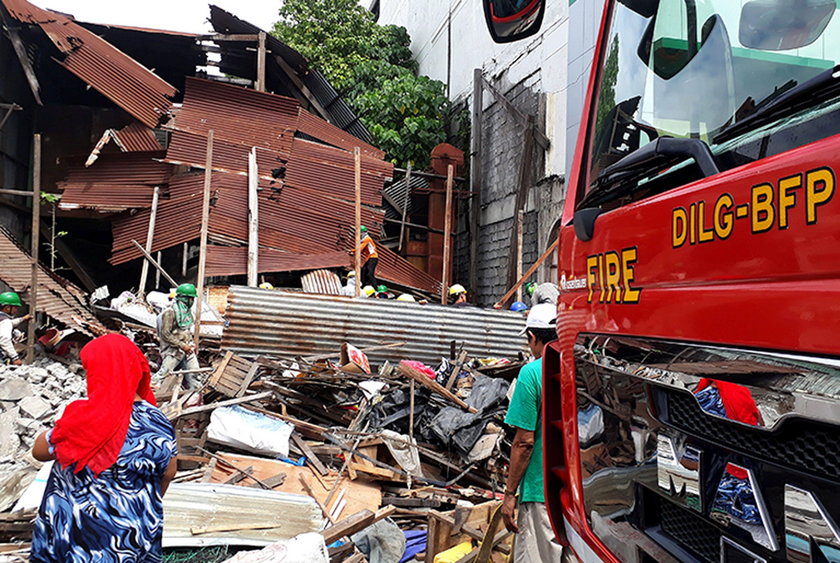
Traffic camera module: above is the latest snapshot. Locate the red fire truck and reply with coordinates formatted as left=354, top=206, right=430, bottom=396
left=486, top=1, right=840, bottom=561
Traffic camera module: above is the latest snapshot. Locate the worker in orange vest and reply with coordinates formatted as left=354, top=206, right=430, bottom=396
left=350, top=225, right=379, bottom=287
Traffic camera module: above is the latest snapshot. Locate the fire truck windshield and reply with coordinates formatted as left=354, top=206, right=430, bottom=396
left=584, top=0, right=840, bottom=206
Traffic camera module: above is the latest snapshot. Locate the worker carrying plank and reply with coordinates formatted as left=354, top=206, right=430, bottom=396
left=349, top=225, right=379, bottom=287
left=155, top=283, right=201, bottom=388
left=0, top=291, right=30, bottom=365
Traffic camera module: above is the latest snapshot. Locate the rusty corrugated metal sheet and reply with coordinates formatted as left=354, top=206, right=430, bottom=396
left=222, top=286, right=526, bottom=365
left=59, top=151, right=170, bottom=211
left=377, top=245, right=442, bottom=295
left=164, top=130, right=288, bottom=180
left=297, top=108, right=383, bottom=159
left=301, top=269, right=342, bottom=295
left=2, top=0, right=176, bottom=128
left=113, top=123, right=161, bottom=152
left=0, top=227, right=104, bottom=336
left=205, top=246, right=348, bottom=278
left=172, top=77, right=297, bottom=154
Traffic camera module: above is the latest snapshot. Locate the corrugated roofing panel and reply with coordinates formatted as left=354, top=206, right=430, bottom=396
left=222, top=286, right=526, bottom=365
left=0, top=227, right=104, bottom=335
left=172, top=77, right=298, bottom=154
left=205, top=246, right=348, bottom=278
left=297, top=108, right=383, bottom=159
left=113, top=123, right=162, bottom=152
left=376, top=245, right=442, bottom=295
left=2, top=0, right=176, bottom=128
left=302, top=69, right=373, bottom=143
left=300, top=269, right=342, bottom=295
left=164, top=131, right=288, bottom=180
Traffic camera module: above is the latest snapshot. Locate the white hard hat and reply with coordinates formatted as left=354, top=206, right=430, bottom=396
left=396, top=293, right=416, bottom=302
left=347, top=271, right=356, bottom=278
left=449, top=284, right=467, bottom=296
left=519, top=303, right=557, bottom=335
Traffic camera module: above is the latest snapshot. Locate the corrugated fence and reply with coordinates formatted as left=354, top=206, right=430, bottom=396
left=222, top=286, right=527, bottom=365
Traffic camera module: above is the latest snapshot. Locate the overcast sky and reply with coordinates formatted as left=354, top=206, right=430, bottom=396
left=40, top=0, right=281, bottom=34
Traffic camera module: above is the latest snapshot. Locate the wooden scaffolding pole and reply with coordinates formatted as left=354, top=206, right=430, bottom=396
left=26, top=134, right=40, bottom=364
left=398, top=162, right=412, bottom=253
left=194, top=130, right=214, bottom=350
left=256, top=32, right=267, bottom=92
left=440, top=164, right=454, bottom=305
left=469, top=69, right=483, bottom=298
left=138, top=185, right=160, bottom=294
left=354, top=147, right=362, bottom=297
left=247, top=147, right=259, bottom=287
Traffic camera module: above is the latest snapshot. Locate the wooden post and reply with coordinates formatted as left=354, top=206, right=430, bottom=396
left=131, top=240, right=178, bottom=286
left=256, top=32, right=267, bottom=92
left=408, top=379, right=415, bottom=442
left=182, top=242, right=189, bottom=277
left=155, top=251, right=162, bottom=289
left=138, top=185, right=160, bottom=294
left=247, top=147, right=259, bottom=286
left=26, top=134, right=40, bottom=364
left=398, top=162, right=412, bottom=253
left=515, top=209, right=524, bottom=303
left=440, top=164, right=454, bottom=305
left=506, top=117, right=535, bottom=294
left=354, top=147, right=361, bottom=297
left=194, top=130, right=214, bottom=350
left=469, top=69, right=483, bottom=300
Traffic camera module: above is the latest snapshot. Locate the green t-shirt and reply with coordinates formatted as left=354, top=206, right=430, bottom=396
left=504, top=358, right=544, bottom=503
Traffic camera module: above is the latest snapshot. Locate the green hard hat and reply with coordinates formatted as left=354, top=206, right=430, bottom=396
left=525, top=282, right=536, bottom=296
left=360, top=225, right=368, bottom=233
left=176, top=283, right=197, bottom=298
left=376, top=284, right=389, bottom=293
left=0, top=291, right=21, bottom=307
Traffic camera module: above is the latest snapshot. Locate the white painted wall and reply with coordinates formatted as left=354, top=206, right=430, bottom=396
left=374, top=0, right=572, bottom=177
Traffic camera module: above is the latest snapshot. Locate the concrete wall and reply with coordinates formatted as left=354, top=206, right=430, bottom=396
left=373, top=0, right=604, bottom=305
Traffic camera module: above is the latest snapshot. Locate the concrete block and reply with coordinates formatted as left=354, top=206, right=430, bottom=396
left=0, top=407, right=21, bottom=458
left=0, top=378, right=33, bottom=401
left=18, top=396, right=51, bottom=420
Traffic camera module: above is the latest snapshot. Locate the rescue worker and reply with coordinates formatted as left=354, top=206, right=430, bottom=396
left=0, top=291, right=30, bottom=365
left=449, top=284, right=469, bottom=306
left=374, top=284, right=394, bottom=299
left=341, top=271, right=357, bottom=297
left=155, top=283, right=201, bottom=389
left=524, top=281, right=560, bottom=307
left=502, top=303, right=565, bottom=561
left=349, top=225, right=379, bottom=287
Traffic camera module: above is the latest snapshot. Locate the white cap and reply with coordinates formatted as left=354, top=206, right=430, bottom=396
left=519, top=303, right=557, bottom=335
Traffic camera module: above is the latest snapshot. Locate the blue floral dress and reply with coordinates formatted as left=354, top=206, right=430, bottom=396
left=31, top=401, right=178, bottom=563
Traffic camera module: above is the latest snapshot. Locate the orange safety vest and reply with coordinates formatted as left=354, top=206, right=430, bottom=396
left=359, top=234, right=378, bottom=259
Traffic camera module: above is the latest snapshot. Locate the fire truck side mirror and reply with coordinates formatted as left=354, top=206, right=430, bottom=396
left=574, top=208, right=603, bottom=242
left=483, top=0, right=546, bottom=44
left=740, top=0, right=835, bottom=51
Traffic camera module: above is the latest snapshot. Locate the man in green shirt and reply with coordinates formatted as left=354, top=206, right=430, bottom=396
left=503, top=303, right=565, bottom=561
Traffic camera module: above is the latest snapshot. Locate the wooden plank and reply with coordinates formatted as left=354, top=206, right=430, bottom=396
left=194, top=129, right=214, bottom=350
left=1, top=17, right=42, bottom=105
left=445, top=350, right=469, bottom=392
left=480, top=77, right=549, bottom=150
left=274, top=55, right=331, bottom=119
left=235, top=361, right=260, bottom=398
left=208, top=351, right=234, bottom=389
left=397, top=363, right=476, bottom=413
left=222, top=465, right=253, bottom=485
left=174, top=390, right=272, bottom=418
left=291, top=432, right=328, bottom=476
left=441, top=163, right=454, bottom=304
left=493, top=238, right=559, bottom=309
left=398, top=162, right=412, bottom=253
left=138, top=185, right=160, bottom=294
left=354, top=147, right=361, bottom=297
left=256, top=32, right=266, bottom=92
left=247, top=147, right=259, bottom=286
left=26, top=134, right=40, bottom=364
left=299, top=475, right=335, bottom=524
left=320, top=506, right=396, bottom=545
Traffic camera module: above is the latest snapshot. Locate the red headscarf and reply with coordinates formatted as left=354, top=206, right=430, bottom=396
left=50, top=334, right=156, bottom=476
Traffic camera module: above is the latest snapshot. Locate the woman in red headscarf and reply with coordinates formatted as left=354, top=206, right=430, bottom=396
left=29, top=334, right=178, bottom=563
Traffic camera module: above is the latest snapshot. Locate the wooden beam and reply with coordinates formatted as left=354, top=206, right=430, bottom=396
left=441, top=164, right=454, bottom=304
left=494, top=237, right=559, bottom=309
left=194, top=130, right=214, bottom=350
left=0, top=189, right=34, bottom=197
left=26, top=134, right=40, bottom=364
left=273, top=55, right=331, bottom=119
left=130, top=240, right=177, bottom=286
left=397, top=363, right=476, bottom=414
left=481, top=77, right=549, bottom=150
left=398, top=162, right=412, bottom=253
left=515, top=209, right=524, bottom=303
left=255, top=31, right=266, bottom=92
left=1, top=15, right=43, bottom=105
left=320, top=506, right=396, bottom=545
left=354, top=147, right=361, bottom=297
left=200, top=33, right=260, bottom=41
left=505, top=117, right=535, bottom=295
left=138, top=185, right=160, bottom=294
left=469, top=69, right=483, bottom=299
left=247, top=147, right=259, bottom=286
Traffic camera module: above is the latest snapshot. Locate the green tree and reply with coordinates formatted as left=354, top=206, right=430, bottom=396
left=273, top=0, right=449, bottom=168
left=594, top=35, right=619, bottom=135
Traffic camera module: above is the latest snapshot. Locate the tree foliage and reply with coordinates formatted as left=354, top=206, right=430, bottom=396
left=273, top=0, right=450, bottom=168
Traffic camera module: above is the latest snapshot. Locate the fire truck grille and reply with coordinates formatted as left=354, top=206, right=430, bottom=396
left=666, top=390, right=840, bottom=480
left=660, top=501, right=720, bottom=563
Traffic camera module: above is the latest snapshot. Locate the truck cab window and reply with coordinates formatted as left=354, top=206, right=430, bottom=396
left=582, top=0, right=840, bottom=210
